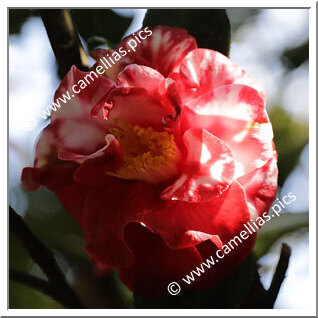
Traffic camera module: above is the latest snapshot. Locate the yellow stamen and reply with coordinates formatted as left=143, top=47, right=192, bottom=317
left=108, top=121, right=179, bottom=183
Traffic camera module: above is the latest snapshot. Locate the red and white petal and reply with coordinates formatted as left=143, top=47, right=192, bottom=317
left=52, top=65, right=114, bottom=121
left=58, top=134, right=121, bottom=163
left=184, top=84, right=269, bottom=124
left=21, top=125, right=76, bottom=191
left=120, top=26, right=197, bottom=77
left=173, top=48, right=266, bottom=102
left=51, top=66, right=115, bottom=155
left=180, top=86, right=274, bottom=178
left=162, top=128, right=235, bottom=202
left=237, top=157, right=278, bottom=221
left=90, top=49, right=135, bottom=82
left=58, top=134, right=124, bottom=187
left=182, top=114, right=275, bottom=179
left=227, top=122, right=275, bottom=179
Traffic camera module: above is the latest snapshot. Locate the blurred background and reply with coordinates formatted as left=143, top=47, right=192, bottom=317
left=9, top=8, right=309, bottom=309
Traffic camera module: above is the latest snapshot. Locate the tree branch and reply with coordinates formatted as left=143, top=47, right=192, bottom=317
left=267, top=243, right=291, bottom=305
left=9, top=206, right=85, bottom=308
left=40, top=9, right=89, bottom=78
left=241, top=243, right=291, bottom=308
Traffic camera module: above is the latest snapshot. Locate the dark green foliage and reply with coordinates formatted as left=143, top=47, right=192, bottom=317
left=70, top=9, right=133, bottom=50
left=144, top=9, right=231, bottom=56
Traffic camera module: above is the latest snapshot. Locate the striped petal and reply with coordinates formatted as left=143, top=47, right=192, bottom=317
left=162, top=128, right=235, bottom=202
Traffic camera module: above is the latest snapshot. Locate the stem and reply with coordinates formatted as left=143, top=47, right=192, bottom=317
left=40, top=9, right=89, bottom=78
left=9, top=206, right=85, bottom=308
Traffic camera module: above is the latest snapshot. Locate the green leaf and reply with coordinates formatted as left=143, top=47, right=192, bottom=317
left=143, top=9, right=231, bottom=56
left=269, top=106, right=309, bottom=187
left=70, top=9, right=133, bottom=51
left=134, top=254, right=253, bottom=309
left=253, top=212, right=309, bottom=259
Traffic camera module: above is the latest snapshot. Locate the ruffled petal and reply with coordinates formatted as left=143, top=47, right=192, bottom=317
left=70, top=135, right=124, bottom=187
left=162, top=128, right=235, bottom=202
left=119, top=26, right=197, bottom=77
left=144, top=181, right=251, bottom=250
left=116, top=64, right=181, bottom=122
left=21, top=125, right=76, bottom=191
left=93, top=87, right=174, bottom=130
left=82, top=181, right=156, bottom=269
left=119, top=222, right=256, bottom=296
left=119, top=222, right=203, bottom=295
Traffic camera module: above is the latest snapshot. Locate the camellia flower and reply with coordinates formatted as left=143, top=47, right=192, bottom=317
left=22, top=26, right=278, bottom=296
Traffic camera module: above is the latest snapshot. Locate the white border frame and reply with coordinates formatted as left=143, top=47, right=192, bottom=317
left=3, top=0, right=316, bottom=316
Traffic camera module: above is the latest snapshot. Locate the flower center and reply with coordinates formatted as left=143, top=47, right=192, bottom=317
left=108, top=121, right=180, bottom=183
